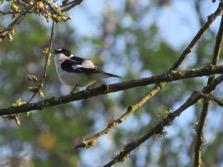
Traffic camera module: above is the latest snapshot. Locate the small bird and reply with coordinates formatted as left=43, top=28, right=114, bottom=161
left=54, top=48, right=120, bottom=90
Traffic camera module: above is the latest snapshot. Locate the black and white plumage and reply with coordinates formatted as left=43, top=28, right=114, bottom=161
left=54, top=48, right=120, bottom=88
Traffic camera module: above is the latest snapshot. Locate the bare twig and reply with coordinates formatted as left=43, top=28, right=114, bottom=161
left=1, top=64, right=223, bottom=116
left=194, top=0, right=215, bottom=36
left=27, top=21, right=55, bottom=103
left=74, top=83, right=164, bottom=149
left=42, top=21, right=55, bottom=86
left=103, top=75, right=223, bottom=167
left=169, top=2, right=223, bottom=70
left=193, top=15, right=223, bottom=167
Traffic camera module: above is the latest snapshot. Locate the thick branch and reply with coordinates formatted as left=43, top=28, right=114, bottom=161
left=1, top=65, right=223, bottom=116
left=74, top=83, right=164, bottom=149
left=103, top=74, right=223, bottom=167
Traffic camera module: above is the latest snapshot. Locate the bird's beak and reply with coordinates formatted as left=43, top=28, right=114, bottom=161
left=54, top=49, right=59, bottom=54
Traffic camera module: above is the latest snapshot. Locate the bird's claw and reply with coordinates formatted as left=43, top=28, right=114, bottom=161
left=70, top=85, right=78, bottom=94
left=85, top=86, right=91, bottom=94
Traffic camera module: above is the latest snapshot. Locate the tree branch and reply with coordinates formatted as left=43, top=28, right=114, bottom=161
left=43, top=0, right=69, bottom=22
left=73, top=2, right=223, bottom=150
left=194, top=14, right=223, bottom=167
left=74, top=83, right=164, bottom=149
left=27, top=21, right=55, bottom=103
left=169, top=2, right=223, bottom=70
left=1, top=65, right=223, bottom=116
left=195, top=92, right=223, bottom=107
left=103, top=74, right=223, bottom=167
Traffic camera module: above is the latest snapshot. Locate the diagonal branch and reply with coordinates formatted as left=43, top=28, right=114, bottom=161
left=41, top=21, right=55, bottom=87
left=169, top=2, right=223, bottom=70
left=1, top=65, right=223, bottom=116
left=103, top=74, right=223, bottom=167
left=74, top=83, right=164, bottom=149
left=193, top=14, right=223, bottom=167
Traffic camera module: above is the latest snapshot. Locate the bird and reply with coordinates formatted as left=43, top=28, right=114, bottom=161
left=54, top=48, right=120, bottom=90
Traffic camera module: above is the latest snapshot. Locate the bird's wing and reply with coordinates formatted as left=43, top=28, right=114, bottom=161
left=60, top=58, right=95, bottom=73
left=61, top=59, right=120, bottom=78
left=61, top=59, right=82, bottom=72
left=74, top=67, right=120, bottom=78
left=61, top=60, right=120, bottom=78
left=70, top=55, right=95, bottom=68
left=70, top=55, right=85, bottom=63
left=61, top=59, right=99, bottom=73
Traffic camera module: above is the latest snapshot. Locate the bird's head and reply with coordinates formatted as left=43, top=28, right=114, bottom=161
left=54, top=48, right=72, bottom=63
left=54, top=48, right=71, bottom=57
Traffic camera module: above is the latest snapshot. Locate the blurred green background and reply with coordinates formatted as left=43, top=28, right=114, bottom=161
left=0, top=0, right=223, bottom=167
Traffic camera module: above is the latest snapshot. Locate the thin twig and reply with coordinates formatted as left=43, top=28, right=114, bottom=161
left=1, top=64, right=223, bottom=116
left=193, top=15, right=223, bottom=167
left=74, top=83, right=164, bottom=149
left=27, top=21, right=55, bottom=103
left=103, top=75, right=223, bottom=167
left=169, top=2, right=223, bottom=70
left=194, top=0, right=216, bottom=37
left=42, top=21, right=55, bottom=85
